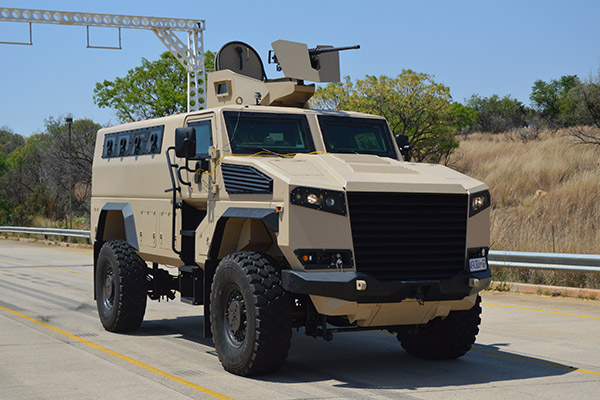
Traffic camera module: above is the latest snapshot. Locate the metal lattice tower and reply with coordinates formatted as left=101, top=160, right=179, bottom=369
left=0, top=7, right=206, bottom=112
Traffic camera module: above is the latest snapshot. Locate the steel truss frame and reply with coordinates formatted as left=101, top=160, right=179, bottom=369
left=0, top=7, right=206, bottom=112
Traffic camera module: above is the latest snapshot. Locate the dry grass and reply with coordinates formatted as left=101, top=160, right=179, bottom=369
left=450, top=128, right=600, bottom=289
left=31, top=215, right=90, bottom=230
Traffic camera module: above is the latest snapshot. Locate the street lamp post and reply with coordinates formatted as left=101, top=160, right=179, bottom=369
left=65, top=117, right=73, bottom=230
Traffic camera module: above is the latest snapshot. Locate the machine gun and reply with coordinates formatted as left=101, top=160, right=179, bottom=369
left=307, top=45, right=360, bottom=69
left=269, top=44, right=360, bottom=72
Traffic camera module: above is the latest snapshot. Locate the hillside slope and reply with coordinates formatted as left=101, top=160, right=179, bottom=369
left=450, top=129, right=600, bottom=253
left=449, top=129, right=600, bottom=288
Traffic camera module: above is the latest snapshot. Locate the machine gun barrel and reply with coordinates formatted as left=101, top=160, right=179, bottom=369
left=308, top=45, right=360, bottom=56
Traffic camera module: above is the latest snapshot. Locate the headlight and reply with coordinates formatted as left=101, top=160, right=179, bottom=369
left=294, top=249, right=353, bottom=270
left=469, top=189, right=491, bottom=217
left=290, top=186, right=347, bottom=216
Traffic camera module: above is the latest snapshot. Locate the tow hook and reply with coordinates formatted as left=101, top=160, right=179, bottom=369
left=305, top=315, right=334, bottom=341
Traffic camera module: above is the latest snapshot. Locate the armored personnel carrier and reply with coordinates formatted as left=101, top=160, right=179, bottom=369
left=91, top=40, right=491, bottom=376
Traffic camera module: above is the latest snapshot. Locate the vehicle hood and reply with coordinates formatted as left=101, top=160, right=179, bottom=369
left=225, top=153, right=487, bottom=194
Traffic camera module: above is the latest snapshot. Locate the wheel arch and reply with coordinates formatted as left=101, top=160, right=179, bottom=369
left=93, top=202, right=139, bottom=300
left=202, top=207, right=281, bottom=339
left=208, top=207, right=280, bottom=261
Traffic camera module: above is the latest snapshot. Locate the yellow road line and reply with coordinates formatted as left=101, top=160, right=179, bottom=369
left=482, top=302, right=600, bottom=320
left=0, top=304, right=235, bottom=400
left=472, top=348, right=600, bottom=377
left=0, top=255, right=93, bottom=277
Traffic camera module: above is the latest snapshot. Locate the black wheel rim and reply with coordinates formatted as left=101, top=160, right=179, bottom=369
left=102, top=264, right=115, bottom=310
left=223, top=284, right=247, bottom=348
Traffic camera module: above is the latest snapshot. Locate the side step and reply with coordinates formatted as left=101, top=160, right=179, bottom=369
left=179, top=265, right=203, bottom=305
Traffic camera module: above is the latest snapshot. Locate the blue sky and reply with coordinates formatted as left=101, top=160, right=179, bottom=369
left=1, top=0, right=599, bottom=136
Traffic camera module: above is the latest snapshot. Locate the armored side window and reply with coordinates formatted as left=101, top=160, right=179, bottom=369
left=117, top=134, right=131, bottom=157
left=188, top=120, right=212, bottom=159
left=102, top=136, right=116, bottom=158
left=102, top=125, right=164, bottom=159
left=146, top=126, right=164, bottom=155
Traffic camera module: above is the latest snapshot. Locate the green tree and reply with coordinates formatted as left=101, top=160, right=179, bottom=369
left=450, top=102, right=478, bottom=135
left=569, top=70, right=600, bottom=146
left=43, top=116, right=101, bottom=218
left=530, top=75, right=580, bottom=128
left=94, top=50, right=215, bottom=121
left=0, top=117, right=101, bottom=225
left=0, top=133, right=50, bottom=225
left=0, top=127, right=25, bottom=155
left=466, top=94, right=529, bottom=133
left=312, top=70, right=460, bottom=163
left=311, top=76, right=354, bottom=111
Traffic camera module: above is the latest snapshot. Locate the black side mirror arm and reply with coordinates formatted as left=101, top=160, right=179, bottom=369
left=395, top=134, right=412, bottom=162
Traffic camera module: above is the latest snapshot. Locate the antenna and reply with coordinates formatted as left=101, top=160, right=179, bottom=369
left=215, top=41, right=266, bottom=81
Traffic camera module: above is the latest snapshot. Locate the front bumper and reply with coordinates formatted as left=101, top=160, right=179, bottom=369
left=282, top=269, right=491, bottom=303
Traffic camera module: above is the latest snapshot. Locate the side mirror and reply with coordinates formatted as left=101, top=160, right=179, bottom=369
left=396, top=134, right=412, bottom=162
left=175, top=127, right=196, bottom=158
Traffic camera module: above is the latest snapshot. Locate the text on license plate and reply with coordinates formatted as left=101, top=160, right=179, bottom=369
left=469, top=257, right=487, bottom=272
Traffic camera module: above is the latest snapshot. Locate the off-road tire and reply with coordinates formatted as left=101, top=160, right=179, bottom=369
left=210, top=251, right=291, bottom=376
left=95, top=240, right=147, bottom=332
left=397, top=295, right=482, bottom=360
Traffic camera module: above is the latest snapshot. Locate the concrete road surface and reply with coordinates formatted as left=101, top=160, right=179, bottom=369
left=0, top=239, right=598, bottom=399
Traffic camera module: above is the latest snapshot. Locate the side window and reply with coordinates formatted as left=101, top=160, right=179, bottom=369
left=101, top=125, right=164, bottom=158
left=188, top=120, right=212, bottom=159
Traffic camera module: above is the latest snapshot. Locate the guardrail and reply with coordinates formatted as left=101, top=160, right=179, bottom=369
left=488, top=250, right=600, bottom=273
left=0, top=226, right=91, bottom=241
left=1, top=226, right=599, bottom=273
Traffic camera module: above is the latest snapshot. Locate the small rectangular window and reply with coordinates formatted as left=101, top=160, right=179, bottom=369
left=188, top=120, right=213, bottom=159
left=101, top=125, right=164, bottom=158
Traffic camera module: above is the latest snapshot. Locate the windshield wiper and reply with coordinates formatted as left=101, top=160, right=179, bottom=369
left=241, top=147, right=285, bottom=157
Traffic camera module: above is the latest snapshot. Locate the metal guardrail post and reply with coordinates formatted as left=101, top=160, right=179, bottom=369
left=488, top=250, right=600, bottom=273
left=0, top=226, right=91, bottom=243
left=1, top=226, right=600, bottom=273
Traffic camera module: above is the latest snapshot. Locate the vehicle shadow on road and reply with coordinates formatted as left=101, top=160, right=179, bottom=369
left=135, top=316, right=575, bottom=389
left=259, top=330, right=573, bottom=390
left=132, top=315, right=214, bottom=347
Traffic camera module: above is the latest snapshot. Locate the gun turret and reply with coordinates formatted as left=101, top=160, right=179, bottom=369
left=269, top=44, right=360, bottom=71
left=207, top=39, right=360, bottom=108
left=269, top=40, right=359, bottom=82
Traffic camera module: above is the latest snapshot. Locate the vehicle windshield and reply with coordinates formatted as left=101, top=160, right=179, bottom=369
left=223, top=111, right=315, bottom=154
left=317, top=115, right=398, bottom=159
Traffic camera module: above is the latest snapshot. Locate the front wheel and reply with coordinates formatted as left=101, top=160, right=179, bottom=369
left=210, top=251, right=291, bottom=376
left=396, top=295, right=482, bottom=360
left=95, top=240, right=147, bottom=332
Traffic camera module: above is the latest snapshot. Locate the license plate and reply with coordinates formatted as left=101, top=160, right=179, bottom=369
left=469, top=257, right=487, bottom=272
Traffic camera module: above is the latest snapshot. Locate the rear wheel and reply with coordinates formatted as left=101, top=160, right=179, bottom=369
left=210, top=251, right=291, bottom=376
left=397, top=295, right=482, bottom=360
left=95, top=240, right=147, bottom=332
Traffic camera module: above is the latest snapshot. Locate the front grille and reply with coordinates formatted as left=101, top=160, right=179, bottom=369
left=347, top=192, right=468, bottom=281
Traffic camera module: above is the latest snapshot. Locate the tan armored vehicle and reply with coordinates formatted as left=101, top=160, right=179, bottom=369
left=91, top=40, right=491, bottom=376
